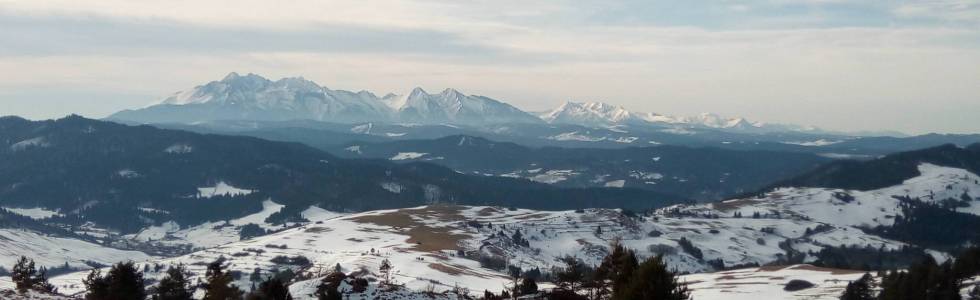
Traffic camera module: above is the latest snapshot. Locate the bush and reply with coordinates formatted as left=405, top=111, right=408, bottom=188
left=479, top=253, right=508, bottom=271
left=677, top=237, right=703, bottom=260
left=269, top=255, right=311, bottom=267
left=783, top=280, right=815, bottom=291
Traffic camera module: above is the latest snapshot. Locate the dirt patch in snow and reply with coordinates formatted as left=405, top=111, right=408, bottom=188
left=349, top=205, right=471, bottom=252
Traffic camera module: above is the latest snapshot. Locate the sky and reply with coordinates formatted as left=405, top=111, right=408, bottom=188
left=1, top=0, right=979, bottom=134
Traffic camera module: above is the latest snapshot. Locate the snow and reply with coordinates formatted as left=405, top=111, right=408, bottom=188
left=10, top=137, right=49, bottom=151
left=612, top=136, right=638, bottom=143
left=683, top=265, right=868, bottom=300
left=380, top=182, right=405, bottom=194
left=128, top=199, right=287, bottom=248
left=300, top=206, right=346, bottom=222
left=116, top=169, right=140, bottom=178
left=390, top=152, right=428, bottom=161
left=1, top=207, right=63, bottom=219
left=350, top=123, right=372, bottom=134
left=529, top=170, right=579, bottom=184
left=782, top=139, right=843, bottom=147
left=164, top=144, right=193, bottom=154
left=11, top=163, right=978, bottom=299
left=197, top=181, right=255, bottom=198
left=344, top=145, right=362, bottom=154
left=0, top=229, right=152, bottom=273
left=604, top=180, right=626, bottom=188
left=546, top=132, right=606, bottom=142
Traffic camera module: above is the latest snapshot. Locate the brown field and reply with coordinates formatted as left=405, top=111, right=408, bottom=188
left=349, top=205, right=471, bottom=252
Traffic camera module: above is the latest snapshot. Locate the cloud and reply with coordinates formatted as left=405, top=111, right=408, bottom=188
left=895, top=0, right=980, bottom=23
left=0, top=0, right=978, bottom=134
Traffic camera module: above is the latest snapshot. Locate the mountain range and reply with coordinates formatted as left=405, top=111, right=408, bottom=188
left=0, top=115, right=685, bottom=233
left=110, top=72, right=831, bottom=135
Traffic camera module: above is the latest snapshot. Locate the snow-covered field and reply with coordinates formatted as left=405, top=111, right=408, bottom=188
left=0, top=229, right=152, bottom=271
left=683, top=265, right=867, bottom=300
left=0, top=163, right=977, bottom=299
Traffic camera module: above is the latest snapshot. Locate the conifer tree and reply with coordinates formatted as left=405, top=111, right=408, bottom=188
left=596, top=241, right=639, bottom=298
left=245, top=277, right=292, bottom=300
left=153, top=264, right=193, bottom=300
left=202, top=261, right=244, bottom=300
left=613, top=255, right=689, bottom=300
left=315, top=271, right=346, bottom=300
left=84, top=262, right=146, bottom=300
left=839, top=273, right=875, bottom=300
left=83, top=269, right=110, bottom=300
left=11, top=256, right=36, bottom=292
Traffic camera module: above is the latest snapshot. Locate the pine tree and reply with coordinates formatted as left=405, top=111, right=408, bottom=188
left=83, top=269, right=110, bottom=300
left=379, top=258, right=393, bottom=287
left=84, top=262, right=146, bottom=300
left=554, top=256, right=585, bottom=292
left=33, top=266, right=55, bottom=293
left=519, top=277, right=538, bottom=296
left=315, top=271, right=346, bottom=300
left=153, top=264, right=193, bottom=300
left=245, top=277, right=293, bottom=300
left=613, top=255, right=689, bottom=300
left=203, top=261, right=244, bottom=300
left=839, top=273, right=874, bottom=300
left=11, top=256, right=36, bottom=292
left=107, top=261, right=147, bottom=300
left=596, top=241, right=639, bottom=299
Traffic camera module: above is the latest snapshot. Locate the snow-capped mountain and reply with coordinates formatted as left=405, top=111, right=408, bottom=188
left=382, top=87, right=541, bottom=125
left=539, top=101, right=638, bottom=126
left=108, top=72, right=840, bottom=135
left=538, top=101, right=811, bottom=133
left=111, top=73, right=541, bottom=126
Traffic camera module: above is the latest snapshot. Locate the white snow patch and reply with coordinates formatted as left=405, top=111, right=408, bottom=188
left=164, top=144, right=193, bottom=154
left=10, top=137, right=49, bottom=151
left=2, top=207, right=63, bottom=219
left=604, top=180, right=626, bottom=188
left=390, top=152, right=427, bottom=160
left=782, top=139, right=842, bottom=147
left=380, top=182, right=405, bottom=194
left=197, top=181, right=254, bottom=198
left=546, top=132, right=606, bottom=142
left=529, top=170, right=579, bottom=184
left=345, top=145, right=362, bottom=154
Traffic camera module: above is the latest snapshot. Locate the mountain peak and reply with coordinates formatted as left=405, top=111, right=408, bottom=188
left=222, top=72, right=241, bottom=81
left=409, top=87, right=428, bottom=97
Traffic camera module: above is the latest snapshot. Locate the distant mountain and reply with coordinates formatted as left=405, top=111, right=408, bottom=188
left=109, top=72, right=843, bottom=137
left=110, top=72, right=541, bottom=126
left=0, top=116, right=685, bottom=233
left=330, top=135, right=831, bottom=201
left=539, top=101, right=823, bottom=134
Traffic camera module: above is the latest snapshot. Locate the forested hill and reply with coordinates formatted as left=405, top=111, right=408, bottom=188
left=0, top=115, right=687, bottom=232
left=773, top=143, right=980, bottom=191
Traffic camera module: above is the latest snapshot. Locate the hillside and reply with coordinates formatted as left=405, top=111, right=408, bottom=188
left=776, top=143, right=980, bottom=191
left=1, top=161, right=979, bottom=299
left=0, top=116, right=686, bottom=234
left=332, top=135, right=830, bottom=200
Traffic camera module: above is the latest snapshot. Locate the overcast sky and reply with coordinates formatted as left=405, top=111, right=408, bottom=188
left=1, top=0, right=979, bottom=134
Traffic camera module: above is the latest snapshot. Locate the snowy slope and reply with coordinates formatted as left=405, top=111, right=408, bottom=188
left=43, top=203, right=905, bottom=297
left=11, top=164, right=979, bottom=299
left=683, top=265, right=869, bottom=300
left=0, top=228, right=152, bottom=272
